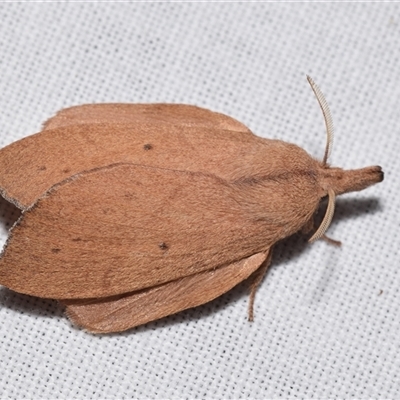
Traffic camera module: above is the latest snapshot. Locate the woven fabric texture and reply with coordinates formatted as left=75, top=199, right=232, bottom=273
left=0, top=3, right=398, bottom=399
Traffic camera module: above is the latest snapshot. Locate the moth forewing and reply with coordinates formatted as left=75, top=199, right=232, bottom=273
left=0, top=163, right=289, bottom=299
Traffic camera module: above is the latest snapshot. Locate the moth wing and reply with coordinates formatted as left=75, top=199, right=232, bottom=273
left=0, top=118, right=259, bottom=210
left=43, top=103, right=252, bottom=133
left=61, top=251, right=269, bottom=333
left=0, top=163, right=271, bottom=299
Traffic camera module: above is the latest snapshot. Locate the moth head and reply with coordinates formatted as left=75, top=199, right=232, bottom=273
left=306, top=76, right=383, bottom=243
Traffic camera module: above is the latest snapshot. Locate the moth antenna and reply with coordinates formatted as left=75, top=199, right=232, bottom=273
left=307, top=75, right=334, bottom=166
left=309, top=188, right=336, bottom=243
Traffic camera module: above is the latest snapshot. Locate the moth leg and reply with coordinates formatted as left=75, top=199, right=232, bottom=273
left=301, top=217, right=314, bottom=235
left=322, top=234, right=341, bottom=247
left=248, top=248, right=273, bottom=322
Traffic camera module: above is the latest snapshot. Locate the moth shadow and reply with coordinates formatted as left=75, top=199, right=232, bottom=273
left=273, top=196, right=382, bottom=268
left=272, top=196, right=382, bottom=304
left=0, top=287, right=63, bottom=318
left=0, top=196, right=22, bottom=236
left=326, top=196, right=382, bottom=226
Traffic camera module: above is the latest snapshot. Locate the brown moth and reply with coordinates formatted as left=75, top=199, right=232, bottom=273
left=0, top=77, right=383, bottom=333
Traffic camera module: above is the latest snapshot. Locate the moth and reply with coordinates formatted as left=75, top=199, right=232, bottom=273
left=0, top=77, right=383, bottom=333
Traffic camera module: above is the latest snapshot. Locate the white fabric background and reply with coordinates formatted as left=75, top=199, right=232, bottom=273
left=0, top=3, right=397, bottom=399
